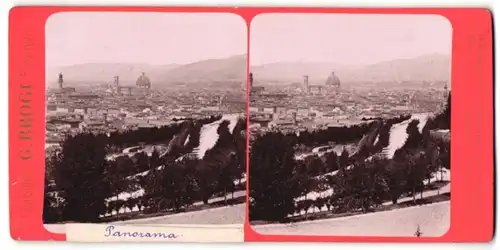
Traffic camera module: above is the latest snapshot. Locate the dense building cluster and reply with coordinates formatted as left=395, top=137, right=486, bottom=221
left=45, top=73, right=246, bottom=151
left=248, top=72, right=449, bottom=139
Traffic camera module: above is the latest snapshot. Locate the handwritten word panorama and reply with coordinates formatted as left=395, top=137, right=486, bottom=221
left=104, top=225, right=181, bottom=239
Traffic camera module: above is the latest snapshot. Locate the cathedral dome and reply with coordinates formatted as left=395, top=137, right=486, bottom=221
left=325, top=71, right=340, bottom=87
left=136, top=72, right=151, bottom=89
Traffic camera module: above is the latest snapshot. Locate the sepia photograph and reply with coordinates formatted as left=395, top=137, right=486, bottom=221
left=43, top=12, right=247, bottom=233
left=248, top=14, right=451, bottom=237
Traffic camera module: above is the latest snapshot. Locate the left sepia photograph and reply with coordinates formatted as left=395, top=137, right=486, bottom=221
left=43, top=12, right=248, bottom=234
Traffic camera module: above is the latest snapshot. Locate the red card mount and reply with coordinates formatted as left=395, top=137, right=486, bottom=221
left=243, top=8, right=494, bottom=243
left=8, top=6, right=494, bottom=242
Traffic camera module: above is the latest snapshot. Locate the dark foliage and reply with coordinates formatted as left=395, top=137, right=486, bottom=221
left=43, top=115, right=246, bottom=223
left=249, top=101, right=451, bottom=222
left=249, top=132, right=304, bottom=221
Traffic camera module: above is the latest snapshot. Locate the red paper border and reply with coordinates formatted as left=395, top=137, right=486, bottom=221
left=8, top=6, right=494, bottom=242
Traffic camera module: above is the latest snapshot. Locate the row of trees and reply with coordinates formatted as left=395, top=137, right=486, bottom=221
left=43, top=116, right=246, bottom=223
left=249, top=126, right=450, bottom=221
left=250, top=94, right=451, bottom=221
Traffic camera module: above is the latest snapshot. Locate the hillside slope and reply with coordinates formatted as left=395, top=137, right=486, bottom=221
left=251, top=53, right=451, bottom=87
left=159, top=54, right=247, bottom=84
left=46, top=54, right=247, bottom=88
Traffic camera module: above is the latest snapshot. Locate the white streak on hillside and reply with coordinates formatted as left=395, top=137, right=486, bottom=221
left=384, top=113, right=430, bottom=159
left=193, top=114, right=241, bottom=159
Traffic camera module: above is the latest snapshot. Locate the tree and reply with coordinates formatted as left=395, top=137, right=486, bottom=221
left=374, top=122, right=393, bottom=149
left=424, top=92, right=450, bottom=131
left=214, top=158, right=236, bottom=205
left=54, top=133, right=113, bottom=222
left=325, top=198, right=332, bottom=211
left=142, top=166, right=163, bottom=212
left=327, top=168, right=350, bottom=213
left=231, top=117, right=247, bottom=187
left=202, top=118, right=245, bottom=202
left=294, top=161, right=313, bottom=200
left=194, top=161, right=218, bottom=205
left=297, top=199, right=314, bottom=219
left=185, top=122, right=202, bottom=150
left=158, top=161, right=198, bottom=211
left=149, top=149, right=161, bottom=169
left=338, top=149, right=350, bottom=171
left=215, top=120, right=235, bottom=148
left=404, top=120, right=422, bottom=149
left=324, top=152, right=339, bottom=172
left=341, top=159, right=388, bottom=213
left=405, top=155, right=426, bottom=204
left=305, top=156, right=324, bottom=176
left=249, top=132, right=304, bottom=221
left=135, top=152, right=150, bottom=172
left=439, top=140, right=450, bottom=171
left=294, top=202, right=303, bottom=216
left=226, top=154, right=241, bottom=199
left=315, top=176, right=330, bottom=196
left=126, top=199, right=136, bottom=212
left=314, top=198, right=325, bottom=212
left=115, top=156, right=135, bottom=178
left=384, top=159, right=407, bottom=204
left=43, top=154, right=64, bottom=223
left=421, top=132, right=440, bottom=185
left=442, top=92, right=451, bottom=129
left=414, top=152, right=431, bottom=199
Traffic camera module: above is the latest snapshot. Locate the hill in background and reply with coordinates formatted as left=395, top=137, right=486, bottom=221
left=250, top=53, right=451, bottom=88
left=47, top=53, right=450, bottom=90
left=46, top=54, right=247, bottom=89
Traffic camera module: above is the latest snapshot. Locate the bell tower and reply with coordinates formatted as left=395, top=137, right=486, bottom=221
left=58, top=72, right=64, bottom=89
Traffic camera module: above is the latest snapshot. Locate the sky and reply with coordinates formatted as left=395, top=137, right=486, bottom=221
left=250, top=14, right=452, bottom=66
left=46, top=12, right=247, bottom=67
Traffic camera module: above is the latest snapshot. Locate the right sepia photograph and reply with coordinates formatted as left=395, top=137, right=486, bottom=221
left=248, top=14, right=452, bottom=237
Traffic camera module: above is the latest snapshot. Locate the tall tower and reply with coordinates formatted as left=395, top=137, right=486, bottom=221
left=218, top=95, right=224, bottom=111
left=102, top=113, right=108, bottom=124
left=291, top=112, right=297, bottom=125
left=272, top=106, right=278, bottom=121
left=113, top=76, right=120, bottom=94
left=407, top=92, right=416, bottom=111
left=58, top=72, right=64, bottom=89
left=303, top=75, right=309, bottom=94
left=249, top=72, right=253, bottom=89
left=442, top=82, right=449, bottom=110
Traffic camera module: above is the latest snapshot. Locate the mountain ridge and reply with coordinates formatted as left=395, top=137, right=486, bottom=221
left=250, top=53, right=451, bottom=87
left=46, top=54, right=247, bottom=88
left=46, top=53, right=450, bottom=89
